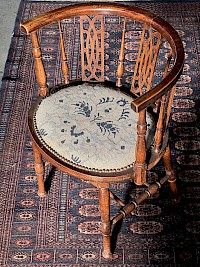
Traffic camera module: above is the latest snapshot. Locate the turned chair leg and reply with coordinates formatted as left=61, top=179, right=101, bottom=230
left=98, top=186, right=113, bottom=259
left=163, top=145, right=180, bottom=201
left=32, top=140, right=46, bottom=197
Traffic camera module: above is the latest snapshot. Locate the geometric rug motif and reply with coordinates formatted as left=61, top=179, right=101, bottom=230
left=0, top=1, right=199, bottom=266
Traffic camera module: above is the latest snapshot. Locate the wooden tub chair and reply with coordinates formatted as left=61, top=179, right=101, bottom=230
left=20, top=2, right=184, bottom=259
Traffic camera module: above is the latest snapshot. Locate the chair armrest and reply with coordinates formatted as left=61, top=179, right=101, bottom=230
left=131, top=56, right=184, bottom=113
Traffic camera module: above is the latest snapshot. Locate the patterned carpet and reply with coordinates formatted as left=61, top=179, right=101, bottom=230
left=0, top=1, right=199, bottom=266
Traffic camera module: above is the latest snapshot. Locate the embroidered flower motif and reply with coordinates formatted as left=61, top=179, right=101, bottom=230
left=119, top=108, right=130, bottom=120
left=71, top=155, right=81, bottom=164
left=70, top=125, right=84, bottom=137
left=116, top=98, right=129, bottom=107
left=73, top=101, right=92, bottom=117
left=40, top=129, right=48, bottom=136
left=97, top=96, right=114, bottom=105
left=96, top=121, right=119, bottom=137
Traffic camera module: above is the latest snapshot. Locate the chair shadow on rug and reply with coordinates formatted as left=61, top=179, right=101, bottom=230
left=43, top=165, right=56, bottom=193
left=20, top=2, right=184, bottom=259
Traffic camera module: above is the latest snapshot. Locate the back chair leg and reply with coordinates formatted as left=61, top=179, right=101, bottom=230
left=98, top=186, right=113, bottom=259
left=163, top=145, right=180, bottom=201
left=32, top=140, right=46, bottom=197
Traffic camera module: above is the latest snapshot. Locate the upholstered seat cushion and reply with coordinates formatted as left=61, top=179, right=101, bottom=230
left=34, top=83, right=155, bottom=172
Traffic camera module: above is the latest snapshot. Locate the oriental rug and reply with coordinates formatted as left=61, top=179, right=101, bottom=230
left=0, top=1, right=199, bottom=266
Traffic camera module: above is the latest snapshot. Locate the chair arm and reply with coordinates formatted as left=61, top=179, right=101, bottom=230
left=131, top=58, right=184, bottom=113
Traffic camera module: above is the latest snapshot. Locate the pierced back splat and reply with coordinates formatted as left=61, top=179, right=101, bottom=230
left=131, top=23, right=162, bottom=95
left=80, top=15, right=105, bottom=82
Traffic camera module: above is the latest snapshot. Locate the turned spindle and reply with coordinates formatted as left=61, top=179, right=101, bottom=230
left=58, top=21, right=70, bottom=84
left=30, top=32, right=49, bottom=96
left=134, top=110, right=147, bottom=185
left=116, top=19, right=126, bottom=87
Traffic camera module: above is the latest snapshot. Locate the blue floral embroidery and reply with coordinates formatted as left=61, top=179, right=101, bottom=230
left=117, top=98, right=129, bottom=107
left=71, top=155, right=81, bottom=164
left=91, top=113, right=102, bottom=122
left=105, top=108, right=112, bottom=113
left=40, top=129, right=48, bottom=136
left=96, top=121, right=119, bottom=137
left=119, top=108, right=130, bottom=120
left=73, top=101, right=92, bottom=117
left=97, top=97, right=114, bottom=105
left=70, top=125, right=84, bottom=137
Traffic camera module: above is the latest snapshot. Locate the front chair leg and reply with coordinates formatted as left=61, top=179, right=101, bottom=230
left=98, top=186, right=113, bottom=259
left=163, top=145, right=180, bottom=201
left=32, top=140, right=46, bottom=197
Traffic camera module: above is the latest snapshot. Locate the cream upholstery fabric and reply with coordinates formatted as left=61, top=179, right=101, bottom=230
left=35, top=83, right=155, bottom=171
